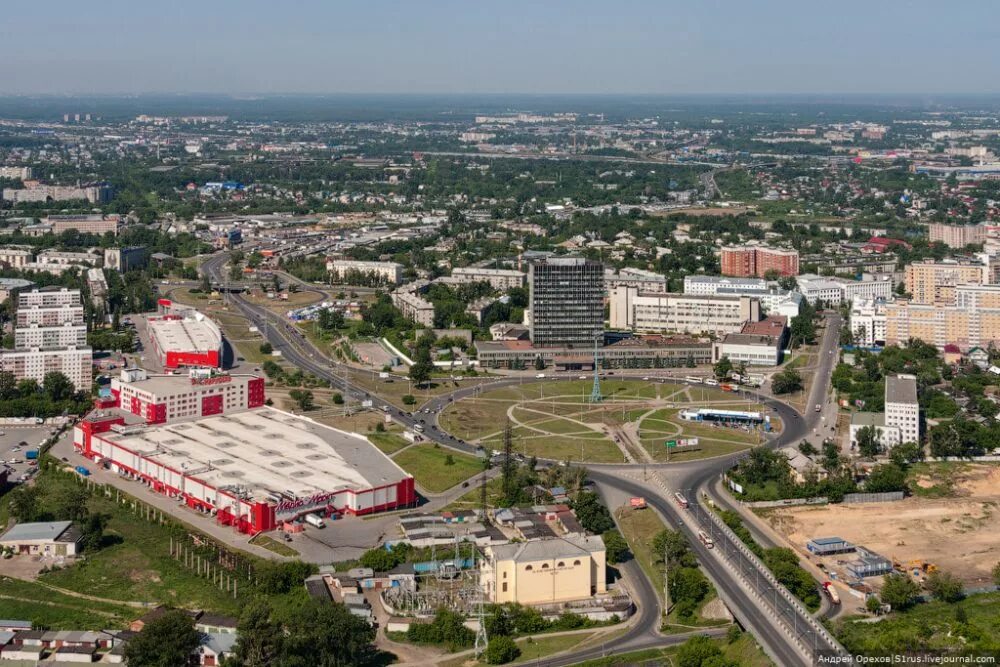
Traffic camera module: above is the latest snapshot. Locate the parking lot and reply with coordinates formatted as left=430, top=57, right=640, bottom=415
left=0, top=423, right=61, bottom=486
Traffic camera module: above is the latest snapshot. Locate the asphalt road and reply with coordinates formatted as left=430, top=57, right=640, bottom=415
left=202, top=251, right=848, bottom=665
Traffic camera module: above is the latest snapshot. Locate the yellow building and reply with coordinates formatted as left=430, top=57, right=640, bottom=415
left=904, top=260, right=985, bottom=305
left=481, top=536, right=607, bottom=606
left=885, top=285, right=1000, bottom=350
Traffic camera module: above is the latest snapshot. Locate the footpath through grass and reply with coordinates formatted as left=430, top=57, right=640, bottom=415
left=0, top=577, right=135, bottom=629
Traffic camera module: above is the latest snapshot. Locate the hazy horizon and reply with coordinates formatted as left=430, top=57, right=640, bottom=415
left=1, top=0, right=997, bottom=96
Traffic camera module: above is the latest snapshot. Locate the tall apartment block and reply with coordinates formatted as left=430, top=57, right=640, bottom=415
left=529, top=257, right=604, bottom=348
left=904, top=260, right=986, bottom=305
left=720, top=245, right=799, bottom=278
left=885, top=374, right=920, bottom=446
left=0, top=288, right=92, bottom=390
left=928, top=223, right=987, bottom=249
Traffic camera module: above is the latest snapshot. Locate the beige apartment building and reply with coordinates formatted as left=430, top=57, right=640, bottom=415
left=928, top=223, right=987, bottom=249
left=481, top=536, right=607, bottom=606
left=904, top=260, right=986, bottom=305
left=886, top=284, right=1000, bottom=350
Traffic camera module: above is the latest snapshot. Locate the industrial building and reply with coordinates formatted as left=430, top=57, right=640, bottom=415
left=480, top=535, right=607, bottom=605
left=147, top=300, right=224, bottom=369
left=74, top=406, right=416, bottom=533
left=529, top=257, right=604, bottom=348
left=0, top=521, right=81, bottom=557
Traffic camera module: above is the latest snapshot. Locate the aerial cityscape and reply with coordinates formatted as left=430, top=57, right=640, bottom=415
left=1, top=3, right=999, bottom=667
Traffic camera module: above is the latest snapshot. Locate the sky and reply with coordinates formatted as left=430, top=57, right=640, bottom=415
left=0, top=0, right=997, bottom=95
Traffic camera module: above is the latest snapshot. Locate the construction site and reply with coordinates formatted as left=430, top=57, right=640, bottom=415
left=762, top=463, right=1000, bottom=590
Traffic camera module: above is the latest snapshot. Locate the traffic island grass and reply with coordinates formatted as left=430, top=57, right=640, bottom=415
left=0, top=577, right=135, bottom=629
left=367, top=431, right=412, bottom=455
left=392, top=443, right=484, bottom=493
left=613, top=505, right=730, bottom=634
left=439, top=380, right=771, bottom=464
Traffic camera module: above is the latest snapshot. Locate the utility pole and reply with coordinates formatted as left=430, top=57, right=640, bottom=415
left=501, top=419, right=514, bottom=502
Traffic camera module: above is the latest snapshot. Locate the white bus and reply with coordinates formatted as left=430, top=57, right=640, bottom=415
left=674, top=492, right=689, bottom=509
left=684, top=376, right=703, bottom=384
left=697, top=530, right=714, bottom=548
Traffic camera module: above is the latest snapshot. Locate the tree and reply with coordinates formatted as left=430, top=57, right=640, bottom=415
left=43, top=371, right=75, bottom=402
left=230, top=599, right=284, bottom=667
left=855, top=425, right=882, bottom=458
left=282, top=599, right=379, bottom=666
left=402, top=394, right=416, bottom=405
left=926, top=571, right=964, bottom=603
left=713, top=355, right=733, bottom=380
left=652, top=529, right=692, bottom=567
left=602, top=529, right=629, bottom=565
left=880, top=573, right=920, bottom=611
left=331, top=392, right=344, bottom=405
left=7, top=485, right=41, bottom=522
left=444, top=454, right=455, bottom=466
left=259, top=342, right=273, bottom=355
left=533, top=356, right=545, bottom=371
left=288, top=389, right=314, bottom=411
left=359, top=547, right=398, bottom=572
left=571, top=492, right=614, bottom=534
left=865, top=595, right=881, bottom=614
left=798, top=441, right=817, bottom=457
left=864, top=463, right=907, bottom=493
left=51, top=484, right=90, bottom=522
left=409, top=361, right=433, bottom=388
left=889, top=441, right=924, bottom=467
left=771, top=368, right=803, bottom=395
left=484, top=635, right=521, bottom=664
left=677, top=635, right=728, bottom=667
left=123, top=610, right=201, bottom=667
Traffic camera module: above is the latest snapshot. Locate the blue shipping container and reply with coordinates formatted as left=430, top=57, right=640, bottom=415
left=25, top=450, right=39, bottom=460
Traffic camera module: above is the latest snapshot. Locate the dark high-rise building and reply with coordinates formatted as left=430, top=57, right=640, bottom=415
left=529, top=257, right=604, bottom=348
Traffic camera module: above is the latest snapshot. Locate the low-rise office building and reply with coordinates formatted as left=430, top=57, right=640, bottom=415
left=795, top=274, right=893, bottom=306
left=610, top=287, right=760, bottom=336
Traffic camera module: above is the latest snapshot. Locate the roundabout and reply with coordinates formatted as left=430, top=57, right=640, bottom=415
left=437, top=378, right=777, bottom=464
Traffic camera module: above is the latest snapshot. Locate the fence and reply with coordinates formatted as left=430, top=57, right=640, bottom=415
left=842, top=491, right=904, bottom=504
left=742, top=497, right=828, bottom=509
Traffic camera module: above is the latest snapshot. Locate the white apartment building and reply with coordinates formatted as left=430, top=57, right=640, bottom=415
left=610, top=287, right=760, bottom=336
left=0, top=166, right=33, bottom=180
left=849, top=297, right=889, bottom=347
left=849, top=374, right=920, bottom=451
left=0, top=347, right=92, bottom=390
left=885, top=374, right=920, bottom=446
left=326, top=259, right=403, bottom=286
left=683, top=275, right=802, bottom=318
left=15, top=323, right=87, bottom=349
left=452, top=267, right=526, bottom=290
left=795, top=274, right=892, bottom=306
left=18, top=288, right=82, bottom=309
left=16, top=304, right=84, bottom=329
left=606, top=268, right=668, bottom=294
left=36, top=250, right=101, bottom=267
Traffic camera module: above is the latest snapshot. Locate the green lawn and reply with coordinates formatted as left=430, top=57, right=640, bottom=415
left=511, top=632, right=600, bottom=664
left=614, top=505, right=668, bottom=605
left=0, top=577, right=135, bottom=629
left=249, top=534, right=299, bottom=557
left=392, top=444, right=484, bottom=493
left=368, top=431, right=411, bottom=455
left=571, top=632, right=772, bottom=667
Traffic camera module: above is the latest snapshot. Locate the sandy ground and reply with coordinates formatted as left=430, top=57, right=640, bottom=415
left=763, top=465, right=1000, bottom=587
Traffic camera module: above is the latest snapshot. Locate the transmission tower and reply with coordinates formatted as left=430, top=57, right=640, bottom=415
left=589, top=341, right=603, bottom=403
left=501, top=420, right=515, bottom=501
left=473, top=581, right=488, bottom=658
left=480, top=458, right=491, bottom=525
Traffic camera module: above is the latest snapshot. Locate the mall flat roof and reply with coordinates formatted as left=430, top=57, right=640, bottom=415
left=147, top=314, right=221, bottom=354
left=121, top=373, right=260, bottom=397
left=96, top=407, right=410, bottom=502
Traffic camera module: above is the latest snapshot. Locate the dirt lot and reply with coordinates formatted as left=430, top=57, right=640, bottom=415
left=762, top=464, right=1000, bottom=587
